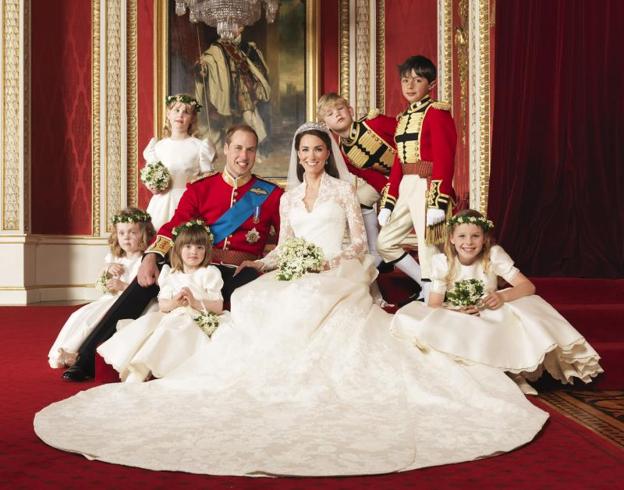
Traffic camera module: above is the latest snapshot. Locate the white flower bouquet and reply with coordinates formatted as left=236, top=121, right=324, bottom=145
left=445, top=278, right=485, bottom=308
left=277, top=237, right=325, bottom=281
left=95, top=271, right=112, bottom=294
left=140, top=161, right=171, bottom=192
left=194, top=311, right=220, bottom=338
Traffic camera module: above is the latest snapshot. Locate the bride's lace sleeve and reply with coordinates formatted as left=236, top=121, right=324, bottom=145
left=328, top=182, right=368, bottom=268
left=257, top=193, right=293, bottom=271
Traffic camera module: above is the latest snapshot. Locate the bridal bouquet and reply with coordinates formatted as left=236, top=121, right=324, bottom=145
left=140, top=161, right=171, bottom=192
left=194, top=311, right=220, bottom=338
left=95, top=271, right=113, bottom=294
left=277, top=237, right=325, bottom=281
left=445, top=279, right=485, bottom=308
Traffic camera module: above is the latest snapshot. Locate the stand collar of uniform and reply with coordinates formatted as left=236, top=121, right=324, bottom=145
left=221, top=168, right=253, bottom=188
left=408, top=95, right=432, bottom=112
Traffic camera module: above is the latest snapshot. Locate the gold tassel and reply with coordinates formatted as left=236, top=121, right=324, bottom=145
left=425, top=205, right=454, bottom=245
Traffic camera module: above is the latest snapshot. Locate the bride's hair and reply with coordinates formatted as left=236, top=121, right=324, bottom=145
left=294, top=129, right=341, bottom=182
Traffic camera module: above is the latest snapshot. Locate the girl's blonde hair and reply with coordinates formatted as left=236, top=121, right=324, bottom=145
left=169, top=226, right=213, bottom=271
left=163, top=93, right=200, bottom=137
left=443, top=209, right=494, bottom=288
left=108, top=207, right=156, bottom=257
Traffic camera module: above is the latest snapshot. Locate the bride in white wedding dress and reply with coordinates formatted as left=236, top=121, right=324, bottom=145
left=34, top=123, right=548, bottom=477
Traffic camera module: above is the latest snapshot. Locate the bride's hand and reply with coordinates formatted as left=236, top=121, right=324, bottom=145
left=234, top=260, right=264, bottom=276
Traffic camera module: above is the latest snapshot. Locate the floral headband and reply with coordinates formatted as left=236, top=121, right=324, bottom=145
left=112, top=210, right=151, bottom=225
left=172, top=219, right=213, bottom=242
left=166, top=94, right=202, bottom=113
left=447, top=214, right=494, bottom=231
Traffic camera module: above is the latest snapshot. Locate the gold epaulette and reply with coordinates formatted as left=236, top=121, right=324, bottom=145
left=365, top=108, right=380, bottom=120
left=190, top=170, right=218, bottom=184
left=431, top=101, right=451, bottom=111
left=146, top=235, right=174, bottom=257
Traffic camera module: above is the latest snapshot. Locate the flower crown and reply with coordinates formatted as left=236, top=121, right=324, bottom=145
left=172, top=219, right=213, bottom=242
left=166, top=94, right=202, bottom=113
left=112, top=210, right=151, bottom=225
left=447, top=214, right=494, bottom=231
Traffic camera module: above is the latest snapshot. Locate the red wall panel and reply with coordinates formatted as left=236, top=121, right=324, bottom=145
left=320, top=0, right=340, bottom=96
left=384, top=0, right=438, bottom=116
left=31, top=0, right=92, bottom=235
left=137, top=0, right=155, bottom=210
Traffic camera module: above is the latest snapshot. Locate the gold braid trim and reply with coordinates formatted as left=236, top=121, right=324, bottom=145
left=146, top=235, right=174, bottom=257
left=431, top=101, right=451, bottom=111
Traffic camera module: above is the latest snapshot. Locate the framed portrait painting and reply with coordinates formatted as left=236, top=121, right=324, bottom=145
left=155, top=0, right=320, bottom=181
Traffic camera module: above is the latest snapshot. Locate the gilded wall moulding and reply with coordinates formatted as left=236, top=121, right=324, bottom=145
left=468, top=0, right=491, bottom=214
left=2, top=0, right=27, bottom=232
left=339, top=0, right=350, bottom=102
left=105, top=0, right=123, bottom=228
left=92, top=0, right=101, bottom=235
left=127, top=0, right=138, bottom=207
left=437, top=0, right=453, bottom=104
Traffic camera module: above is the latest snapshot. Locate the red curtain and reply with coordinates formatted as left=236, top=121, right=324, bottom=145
left=488, top=0, right=624, bottom=277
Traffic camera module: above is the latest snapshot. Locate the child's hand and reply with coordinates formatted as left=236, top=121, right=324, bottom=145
left=146, top=183, right=165, bottom=195
left=459, top=305, right=480, bottom=315
left=481, top=291, right=504, bottom=310
left=107, top=263, right=125, bottom=277
left=106, top=277, right=127, bottom=293
left=173, top=291, right=188, bottom=307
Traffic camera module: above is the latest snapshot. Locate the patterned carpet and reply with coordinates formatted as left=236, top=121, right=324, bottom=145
left=539, top=390, right=624, bottom=449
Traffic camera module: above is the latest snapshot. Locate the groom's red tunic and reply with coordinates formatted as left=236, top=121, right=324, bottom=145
left=147, top=171, right=283, bottom=262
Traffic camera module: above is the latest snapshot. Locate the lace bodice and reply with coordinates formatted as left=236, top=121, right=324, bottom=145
left=260, top=173, right=368, bottom=270
left=430, top=245, right=520, bottom=295
left=143, top=137, right=215, bottom=189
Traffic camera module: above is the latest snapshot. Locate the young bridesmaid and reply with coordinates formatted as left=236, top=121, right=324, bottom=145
left=97, top=220, right=228, bottom=382
left=392, top=209, right=603, bottom=393
left=143, top=94, right=216, bottom=229
left=48, top=208, right=155, bottom=368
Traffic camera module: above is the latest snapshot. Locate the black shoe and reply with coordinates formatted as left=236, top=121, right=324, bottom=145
left=62, top=364, right=93, bottom=382
left=397, top=284, right=423, bottom=307
left=377, top=261, right=394, bottom=274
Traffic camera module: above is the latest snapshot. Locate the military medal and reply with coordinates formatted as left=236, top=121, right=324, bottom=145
left=253, top=206, right=260, bottom=224
left=246, top=227, right=260, bottom=243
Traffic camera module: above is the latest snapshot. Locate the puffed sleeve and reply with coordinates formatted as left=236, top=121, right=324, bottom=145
left=157, top=265, right=174, bottom=299
left=142, top=137, right=159, bottom=164
left=196, top=266, right=224, bottom=301
left=103, top=252, right=115, bottom=266
left=430, top=253, right=450, bottom=295
left=489, top=245, right=520, bottom=283
left=198, top=138, right=216, bottom=173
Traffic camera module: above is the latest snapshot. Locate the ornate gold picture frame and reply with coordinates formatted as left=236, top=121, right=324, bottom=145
left=154, top=0, right=319, bottom=180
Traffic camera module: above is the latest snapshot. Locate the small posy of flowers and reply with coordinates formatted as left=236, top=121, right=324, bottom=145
left=445, top=279, right=485, bottom=308
left=140, top=161, right=171, bottom=192
left=95, top=271, right=113, bottom=294
left=277, top=237, right=325, bottom=281
left=194, top=311, right=220, bottom=337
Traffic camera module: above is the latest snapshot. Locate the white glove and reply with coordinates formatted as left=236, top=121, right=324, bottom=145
left=378, top=208, right=392, bottom=227
left=426, top=207, right=446, bottom=226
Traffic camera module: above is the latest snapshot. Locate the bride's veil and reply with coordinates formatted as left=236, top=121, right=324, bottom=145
left=287, top=122, right=354, bottom=190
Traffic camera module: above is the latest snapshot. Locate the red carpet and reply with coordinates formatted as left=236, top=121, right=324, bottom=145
left=2, top=301, right=623, bottom=489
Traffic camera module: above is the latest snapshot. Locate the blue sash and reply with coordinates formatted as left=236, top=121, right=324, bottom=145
left=211, top=179, right=276, bottom=244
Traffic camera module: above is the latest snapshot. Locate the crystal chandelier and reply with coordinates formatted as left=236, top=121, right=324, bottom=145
left=175, top=1, right=280, bottom=41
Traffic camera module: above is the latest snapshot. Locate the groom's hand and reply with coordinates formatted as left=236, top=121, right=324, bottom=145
left=138, top=254, right=160, bottom=287
left=234, top=260, right=264, bottom=276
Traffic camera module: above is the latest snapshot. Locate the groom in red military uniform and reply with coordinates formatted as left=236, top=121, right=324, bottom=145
left=63, top=124, right=283, bottom=381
